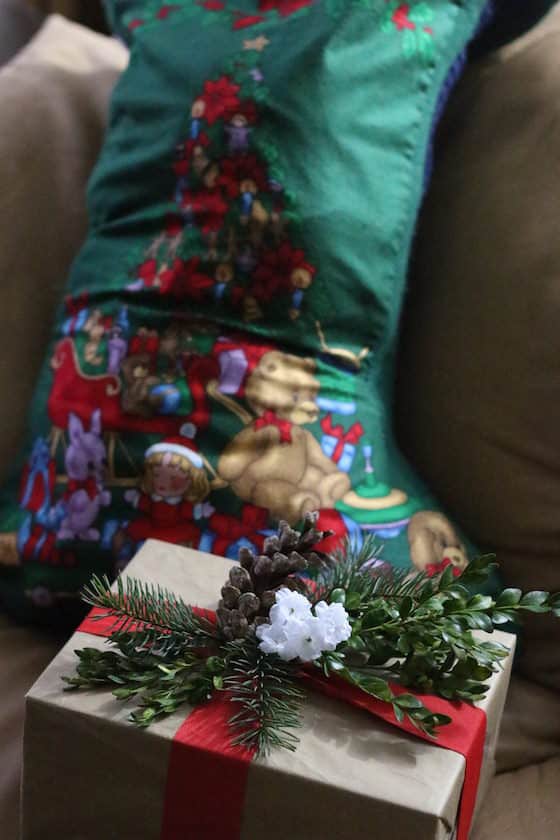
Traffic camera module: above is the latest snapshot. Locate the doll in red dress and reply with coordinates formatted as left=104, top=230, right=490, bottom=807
left=124, top=434, right=213, bottom=548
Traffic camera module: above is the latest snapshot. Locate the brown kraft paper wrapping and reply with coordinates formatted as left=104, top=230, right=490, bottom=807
left=22, top=540, right=515, bottom=839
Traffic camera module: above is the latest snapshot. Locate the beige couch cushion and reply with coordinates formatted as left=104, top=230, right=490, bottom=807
left=0, top=14, right=127, bottom=487
left=397, top=4, right=560, bottom=691
left=0, top=614, right=62, bottom=839
left=472, top=755, right=560, bottom=840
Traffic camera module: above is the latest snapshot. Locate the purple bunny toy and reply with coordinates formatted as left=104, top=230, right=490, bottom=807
left=57, top=410, right=111, bottom=541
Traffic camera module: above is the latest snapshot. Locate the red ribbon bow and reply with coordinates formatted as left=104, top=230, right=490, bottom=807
left=208, top=506, right=269, bottom=555
left=320, top=415, right=364, bottom=462
left=253, top=410, right=293, bottom=443
left=65, top=476, right=99, bottom=501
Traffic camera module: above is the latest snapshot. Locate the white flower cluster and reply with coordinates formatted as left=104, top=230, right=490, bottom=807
left=255, top=588, right=351, bottom=662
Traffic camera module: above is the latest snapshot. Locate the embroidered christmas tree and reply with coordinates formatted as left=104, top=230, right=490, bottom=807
left=129, top=42, right=317, bottom=323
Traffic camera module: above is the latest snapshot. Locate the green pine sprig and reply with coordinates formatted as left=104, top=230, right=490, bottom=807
left=224, top=636, right=304, bottom=756
left=82, top=573, right=218, bottom=654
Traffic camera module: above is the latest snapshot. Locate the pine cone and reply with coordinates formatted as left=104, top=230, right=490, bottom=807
left=216, top=512, right=333, bottom=640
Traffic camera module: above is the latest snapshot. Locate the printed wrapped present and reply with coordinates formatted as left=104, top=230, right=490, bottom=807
left=200, top=504, right=271, bottom=558
left=22, top=540, right=515, bottom=840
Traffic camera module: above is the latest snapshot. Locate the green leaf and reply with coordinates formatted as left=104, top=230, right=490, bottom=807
left=344, top=591, right=362, bottom=612
left=212, top=675, right=224, bottom=691
left=520, top=591, right=550, bottom=612
left=490, top=610, right=513, bottom=625
left=393, top=703, right=405, bottom=723
left=397, top=635, right=411, bottom=655
left=345, top=635, right=367, bottom=652
left=466, top=612, right=493, bottom=633
left=362, top=605, right=393, bottom=629
left=399, top=596, right=413, bottom=619
left=440, top=562, right=456, bottom=590
left=206, top=657, right=225, bottom=675
left=496, top=589, right=522, bottom=608
left=395, top=694, right=424, bottom=710
left=112, top=687, right=137, bottom=701
left=329, top=588, right=346, bottom=605
left=467, top=594, right=494, bottom=611
left=460, top=554, right=497, bottom=584
left=416, top=596, right=445, bottom=616
left=360, top=676, right=393, bottom=703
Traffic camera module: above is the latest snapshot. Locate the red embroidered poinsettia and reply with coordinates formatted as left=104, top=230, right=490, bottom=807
left=173, top=257, right=214, bottom=301
left=251, top=242, right=310, bottom=302
left=156, top=258, right=186, bottom=296
left=185, top=259, right=215, bottom=299
left=425, top=557, right=463, bottom=579
left=219, top=153, right=268, bottom=198
left=258, top=0, right=314, bottom=17
left=173, top=132, right=210, bottom=176
left=181, top=189, right=229, bottom=234
left=224, top=99, right=258, bottom=125
left=136, top=258, right=158, bottom=286
left=200, top=77, right=241, bottom=125
left=201, top=0, right=225, bottom=9
left=165, top=214, right=184, bottom=238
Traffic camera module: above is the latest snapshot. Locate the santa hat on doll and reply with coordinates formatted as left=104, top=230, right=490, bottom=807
left=145, top=424, right=203, bottom=469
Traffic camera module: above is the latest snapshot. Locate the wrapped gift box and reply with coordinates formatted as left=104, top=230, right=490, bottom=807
left=22, top=540, right=515, bottom=839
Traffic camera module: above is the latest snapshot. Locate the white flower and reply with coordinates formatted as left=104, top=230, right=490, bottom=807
left=313, top=600, right=352, bottom=651
left=269, top=588, right=312, bottom=623
left=255, top=588, right=351, bottom=663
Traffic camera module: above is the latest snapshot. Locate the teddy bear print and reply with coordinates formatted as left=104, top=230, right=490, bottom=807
left=214, top=350, right=351, bottom=524
left=120, top=353, right=163, bottom=418
left=407, top=511, right=469, bottom=573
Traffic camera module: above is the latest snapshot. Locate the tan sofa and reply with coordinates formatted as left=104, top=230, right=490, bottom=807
left=1, top=13, right=560, bottom=840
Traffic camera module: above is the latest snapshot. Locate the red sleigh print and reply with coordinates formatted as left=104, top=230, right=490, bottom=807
left=47, top=328, right=219, bottom=480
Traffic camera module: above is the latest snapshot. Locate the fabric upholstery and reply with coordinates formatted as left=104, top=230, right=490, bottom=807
left=0, top=614, right=63, bottom=840
left=472, top=755, right=560, bottom=840
left=0, top=15, right=127, bottom=490
left=0, top=0, right=43, bottom=66
left=397, top=2, right=560, bottom=692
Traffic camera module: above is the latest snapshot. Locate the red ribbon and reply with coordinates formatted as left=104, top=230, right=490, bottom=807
left=64, top=292, right=89, bottom=334
left=208, top=505, right=268, bottom=555
left=320, top=416, right=364, bottom=463
left=78, top=607, right=485, bottom=840
left=253, top=410, right=293, bottom=443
